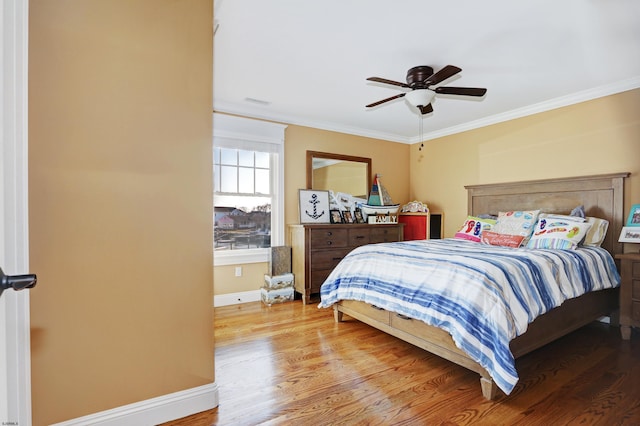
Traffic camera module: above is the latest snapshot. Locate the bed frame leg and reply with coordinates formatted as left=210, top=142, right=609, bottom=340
left=333, top=306, right=344, bottom=323
left=480, top=377, right=497, bottom=400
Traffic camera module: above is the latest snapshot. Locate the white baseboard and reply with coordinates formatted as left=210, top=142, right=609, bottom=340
left=214, top=289, right=261, bottom=307
left=51, top=382, right=219, bottom=426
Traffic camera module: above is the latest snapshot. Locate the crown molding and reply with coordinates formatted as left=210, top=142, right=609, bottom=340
left=213, top=101, right=411, bottom=144
left=214, top=77, right=640, bottom=145
left=415, top=76, right=640, bottom=143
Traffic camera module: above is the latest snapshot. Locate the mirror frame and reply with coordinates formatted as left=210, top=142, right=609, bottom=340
left=306, top=151, right=372, bottom=194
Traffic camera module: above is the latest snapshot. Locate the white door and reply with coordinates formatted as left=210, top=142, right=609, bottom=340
left=1, top=1, right=32, bottom=425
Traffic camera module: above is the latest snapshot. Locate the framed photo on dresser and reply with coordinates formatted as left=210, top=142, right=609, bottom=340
left=342, top=210, right=354, bottom=224
left=330, top=209, right=343, bottom=224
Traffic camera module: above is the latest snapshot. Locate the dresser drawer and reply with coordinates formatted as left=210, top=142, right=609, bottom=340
left=310, top=268, right=334, bottom=294
left=633, top=301, right=640, bottom=323
left=348, top=228, right=371, bottom=246
left=311, top=248, right=351, bottom=270
left=370, top=226, right=401, bottom=243
left=633, top=279, right=640, bottom=300
left=310, top=228, right=348, bottom=249
left=633, top=262, right=640, bottom=279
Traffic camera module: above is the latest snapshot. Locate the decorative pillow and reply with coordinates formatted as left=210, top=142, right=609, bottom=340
left=582, top=217, right=609, bottom=247
left=454, top=216, right=497, bottom=243
left=527, top=217, right=593, bottom=250
left=481, top=231, right=525, bottom=248
left=491, top=210, right=540, bottom=246
left=539, top=213, right=585, bottom=223
left=477, top=214, right=498, bottom=220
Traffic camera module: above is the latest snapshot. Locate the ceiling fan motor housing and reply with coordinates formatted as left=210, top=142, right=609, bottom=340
left=406, top=66, right=434, bottom=88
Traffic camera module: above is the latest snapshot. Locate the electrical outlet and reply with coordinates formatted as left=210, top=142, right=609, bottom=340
left=234, top=266, right=242, bottom=277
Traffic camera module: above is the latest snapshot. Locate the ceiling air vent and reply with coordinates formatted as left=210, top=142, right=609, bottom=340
left=244, top=97, right=271, bottom=106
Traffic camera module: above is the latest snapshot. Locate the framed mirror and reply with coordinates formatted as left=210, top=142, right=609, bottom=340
left=306, top=151, right=371, bottom=199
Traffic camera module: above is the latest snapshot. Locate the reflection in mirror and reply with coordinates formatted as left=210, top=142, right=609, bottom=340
left=306, top=151, right=371, bottom=199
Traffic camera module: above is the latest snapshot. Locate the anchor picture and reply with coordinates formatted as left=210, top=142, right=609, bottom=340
left=298, top=189, right=331, bottom=224
left=305, top=193, right=326, bottom=220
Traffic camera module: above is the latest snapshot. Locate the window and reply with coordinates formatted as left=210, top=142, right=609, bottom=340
left=213, top=113, right=286, bottom=266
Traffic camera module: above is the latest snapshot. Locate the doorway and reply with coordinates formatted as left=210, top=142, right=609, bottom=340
left=0, top=1, right=32, bottom=424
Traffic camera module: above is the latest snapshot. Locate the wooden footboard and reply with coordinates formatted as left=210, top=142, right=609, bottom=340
left=334, top=287, right=618, bottom=400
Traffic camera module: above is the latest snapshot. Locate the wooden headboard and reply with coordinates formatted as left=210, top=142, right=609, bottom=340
left=465, top=173, right=629, bottom=256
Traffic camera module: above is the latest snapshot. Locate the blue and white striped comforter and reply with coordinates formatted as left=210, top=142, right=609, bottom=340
left=318, top=239, right=620, bottom=395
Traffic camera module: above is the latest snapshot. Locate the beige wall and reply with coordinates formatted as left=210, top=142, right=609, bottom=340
left=410, top=89, right=640, bottom=240
left=214, top=263, right=268, bottom=296
left=214, top=90, right=640, bottom=295
left=213, top=124, right=410, bottom=295
left=29, top=1, right=214, bottom=424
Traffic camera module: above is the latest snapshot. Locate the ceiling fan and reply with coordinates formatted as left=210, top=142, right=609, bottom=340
left=366, top=65, right=487, bottom=115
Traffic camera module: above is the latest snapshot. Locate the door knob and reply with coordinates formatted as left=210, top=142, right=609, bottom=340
left=0, top=267, right=37, bottom=298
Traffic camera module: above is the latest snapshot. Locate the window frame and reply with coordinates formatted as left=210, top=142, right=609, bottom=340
left=213, top=113, right=287, bottom=266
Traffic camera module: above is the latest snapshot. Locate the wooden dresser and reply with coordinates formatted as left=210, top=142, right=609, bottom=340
left=616, top=253, right=640, bottom=340
left=289, top=223, right=404, bottom=304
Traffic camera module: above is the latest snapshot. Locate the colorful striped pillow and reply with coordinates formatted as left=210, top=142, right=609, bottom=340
left=454, top=216, right=496, bottom=242
left=527, top=217, right=593, bottom=250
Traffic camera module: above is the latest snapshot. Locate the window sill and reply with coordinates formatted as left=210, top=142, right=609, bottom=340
left=214, top=248, right=269, bottom=266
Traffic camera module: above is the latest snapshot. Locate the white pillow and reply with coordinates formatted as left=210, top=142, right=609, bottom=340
left=527, top=217, right=593, bottom=250
left=535, top=213, right=608, bottom=247
left=539, top=213, right=585, bottom=223
left=582, top=217, right=609, bottom=247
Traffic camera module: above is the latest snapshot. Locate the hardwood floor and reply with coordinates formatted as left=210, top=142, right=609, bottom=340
left=163, top=300, right=640, bottom=426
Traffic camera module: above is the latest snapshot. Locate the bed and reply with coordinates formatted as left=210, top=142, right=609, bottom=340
left=318, top=173, right=629, bottom=400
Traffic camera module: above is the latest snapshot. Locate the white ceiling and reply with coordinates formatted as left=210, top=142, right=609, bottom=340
left=213, top=0, right=640, bottom=144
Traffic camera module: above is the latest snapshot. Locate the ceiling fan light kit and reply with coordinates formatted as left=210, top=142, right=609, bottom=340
left=405, top=89, right=436, bottom=108
left=366, top=64, right=487, bottom=115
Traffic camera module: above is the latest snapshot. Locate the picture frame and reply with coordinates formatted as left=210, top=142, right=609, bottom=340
left=354, top=208, right=365, bottom=224
left=619, top=226, right=640, bottom=243
left=299, top=189, right=331, bottom=224
left=342, top=210, right=354, bottom=224
left=625, top=204, right=640, bottom=227
left=330, top=209, right=343, bottom=224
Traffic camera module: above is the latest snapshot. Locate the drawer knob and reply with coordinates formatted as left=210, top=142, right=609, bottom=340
left=355, top=235, right=365, bottom=239
left=326, top=241, right=332, bottom=245
left=326, top=231, right=333, bottom=236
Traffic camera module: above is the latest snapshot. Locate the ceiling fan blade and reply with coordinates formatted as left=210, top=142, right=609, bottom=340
left=366, top=93, right=406, bottom=108
left=435, top=86, right=487, bottom=97
left=424, top=65, right=462, bottom=86
left=366, top=77, right=410, bottom=88
left=418, top=103, right=433, bottom=115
